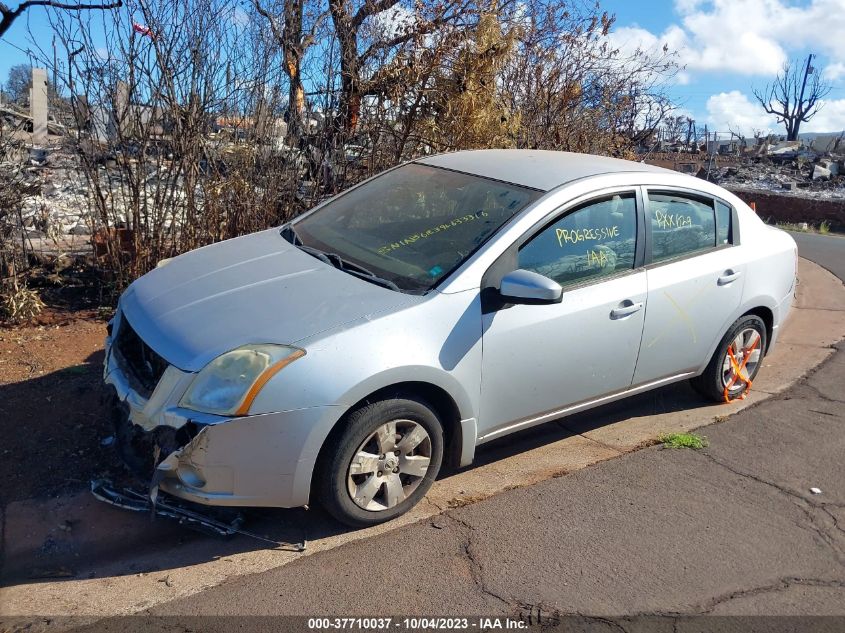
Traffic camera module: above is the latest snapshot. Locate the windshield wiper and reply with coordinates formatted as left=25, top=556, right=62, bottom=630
left=292, top=241, right=400, bottom=292
left=282, top=223, right=400, bottom=291
left=333, top=261, right=400, bottom=292
left=297, top=244, right=332, bottom=265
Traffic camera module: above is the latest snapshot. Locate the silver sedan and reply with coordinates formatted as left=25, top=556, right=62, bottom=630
left=104, top=150, right=797, bottom=526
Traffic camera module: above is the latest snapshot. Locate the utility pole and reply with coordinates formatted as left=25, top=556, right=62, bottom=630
left=794, top=53, right=815, bottom=139
left=685, top=118, right=694, bottom=152
left=53, top=35, right=57, bottom=90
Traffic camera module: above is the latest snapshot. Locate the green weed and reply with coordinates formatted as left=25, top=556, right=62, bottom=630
left=658, top=432, right=709, bottom=450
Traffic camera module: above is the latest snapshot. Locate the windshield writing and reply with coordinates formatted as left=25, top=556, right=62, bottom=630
left=294, top=164, right=541, bottom=291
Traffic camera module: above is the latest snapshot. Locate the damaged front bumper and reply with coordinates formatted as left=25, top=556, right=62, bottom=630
left=104, top=322, right=342, bottom=508
left=91, top=479, right=308, bottom=549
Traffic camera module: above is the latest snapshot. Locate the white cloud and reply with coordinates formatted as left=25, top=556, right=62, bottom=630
left=822, top=62, right=845, bottom=82
left=705, top=89, right=845, bottom=135
left=603, top=24, right=689, bottom=87
left=610, top=0, right=845, bottom=77
left=705, top=90, right=778, bottom=134
left=606, top=24, right=686, bottom=61
left=371, top=4, right=414, bottom=40
left=231, top=6, right=250, bottom=27
left=679, top=4, right=787, bottom=75
left=802, top=99, right=845, bottom=133
left=674, top=0, right=705, bottom=12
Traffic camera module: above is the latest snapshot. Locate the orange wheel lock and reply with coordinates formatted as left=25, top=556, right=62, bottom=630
left=723, top=334, right=761, bottom=403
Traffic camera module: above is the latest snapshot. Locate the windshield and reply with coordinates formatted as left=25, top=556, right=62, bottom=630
left=292, top=163, right=542, bottom=292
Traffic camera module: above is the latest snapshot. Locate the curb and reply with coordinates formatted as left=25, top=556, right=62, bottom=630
left=2, top=257, right=844, bottom=617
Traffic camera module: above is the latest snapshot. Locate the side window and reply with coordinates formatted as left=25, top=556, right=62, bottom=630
left=716, top=200, right=732, bottom=245
left=647, top=191, right=716, bottom=262
left=518, top=193, right=637, bottom=287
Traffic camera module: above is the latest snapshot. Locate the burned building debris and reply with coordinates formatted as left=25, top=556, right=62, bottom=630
left=643, top=134, right=844, bottom=231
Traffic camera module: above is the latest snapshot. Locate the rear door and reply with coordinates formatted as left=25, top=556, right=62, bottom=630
left=632, top=189, right=745, bottom=385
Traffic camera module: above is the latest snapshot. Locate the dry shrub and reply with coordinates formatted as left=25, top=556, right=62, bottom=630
left=1, top=282, right=46, bottom=324
left=26, top=0, right=680, bottom=301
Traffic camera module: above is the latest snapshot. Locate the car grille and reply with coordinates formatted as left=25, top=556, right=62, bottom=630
left=114, top=315, right=168, bottom=395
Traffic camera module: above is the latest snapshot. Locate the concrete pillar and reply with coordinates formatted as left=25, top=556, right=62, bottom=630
left=114, top=80, right=129, bottom=137
left=30, top=67, right=49, bottom=146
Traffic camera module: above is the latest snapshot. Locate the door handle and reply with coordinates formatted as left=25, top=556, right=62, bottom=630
left=610, top=300, right=644, bottom=319
left=718, top=269, right=742, bottom=285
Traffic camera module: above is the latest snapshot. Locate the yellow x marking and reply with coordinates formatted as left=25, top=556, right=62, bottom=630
left=646, top=283, right=710, bottom=348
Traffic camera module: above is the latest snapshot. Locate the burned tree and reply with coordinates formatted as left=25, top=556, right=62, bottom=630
left=252, top=0, right=326, bottom=143
left=39, top=0, right=307, bottom=288
left=753, top=55, right=831, bottom=141
left=327, top=0, right=472, bottom=142
left=662, top=115, right=687, bottom=144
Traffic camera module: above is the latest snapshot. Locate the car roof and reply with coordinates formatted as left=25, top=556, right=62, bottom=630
left=415, top=149, right=676, bottom=192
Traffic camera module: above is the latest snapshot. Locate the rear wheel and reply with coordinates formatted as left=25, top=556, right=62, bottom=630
left=317, top=398, right=444, bottom=528
left=691, top=315, right=767, bottom=402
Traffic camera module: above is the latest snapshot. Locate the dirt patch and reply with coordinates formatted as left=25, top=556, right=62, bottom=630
left=0, top=314, right=124, bottom=504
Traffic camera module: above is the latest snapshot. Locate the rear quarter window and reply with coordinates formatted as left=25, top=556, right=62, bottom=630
left=716, top=200, right=733, bottom=245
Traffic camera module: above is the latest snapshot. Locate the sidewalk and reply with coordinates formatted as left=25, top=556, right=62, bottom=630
left=1, top=258, right=843, bottom=618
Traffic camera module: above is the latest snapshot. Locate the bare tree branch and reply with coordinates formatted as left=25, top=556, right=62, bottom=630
left=352, top=0, right=398, bottom=29
left=359, top=9, right=466, bottom=62
left=0, top=0, right=122, bottom=40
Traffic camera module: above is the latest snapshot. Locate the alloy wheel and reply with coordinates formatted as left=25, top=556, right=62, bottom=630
left=346, top=419, right=432, bottom=511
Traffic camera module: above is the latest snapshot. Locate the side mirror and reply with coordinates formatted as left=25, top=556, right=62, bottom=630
left=498, top=269, right=562, bottom=304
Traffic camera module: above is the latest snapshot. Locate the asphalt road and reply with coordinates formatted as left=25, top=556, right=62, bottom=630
left=97, top=237, right=845, bottom=626
left=790, top=231, right=845, bottom=281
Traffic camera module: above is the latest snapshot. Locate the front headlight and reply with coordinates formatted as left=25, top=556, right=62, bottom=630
left=180, top=344, right=305, bottom=416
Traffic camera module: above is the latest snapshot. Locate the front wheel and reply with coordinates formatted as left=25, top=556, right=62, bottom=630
left=317, top=398, right=444, bottom=528
left=691, top=314, right=767, bottom=402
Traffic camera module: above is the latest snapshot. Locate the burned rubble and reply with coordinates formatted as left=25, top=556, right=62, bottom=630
left=0, top=126, right=343, bottom=257
left=2, top=69, right=323, bottom=269
left=15, top=150, right=93, bottom=239
left=643, top=135, right=845, bottom=233
left=707, top=139, right=845, bottom=201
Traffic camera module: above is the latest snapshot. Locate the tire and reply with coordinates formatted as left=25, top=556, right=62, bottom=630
left=317, top=397, right=444, bottom=528
left=691, top=314, right=767, bottom=402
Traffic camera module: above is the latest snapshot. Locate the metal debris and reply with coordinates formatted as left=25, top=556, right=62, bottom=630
left=90, top=479, right=306, bottom=551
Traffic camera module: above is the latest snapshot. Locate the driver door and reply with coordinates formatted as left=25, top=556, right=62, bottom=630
left=478, top=191, right=647, bottom=440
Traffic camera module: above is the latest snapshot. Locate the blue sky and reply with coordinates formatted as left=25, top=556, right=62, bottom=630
left=2, top=0, right=844, bottom=134
left=603, top=0, right=845, bottom=135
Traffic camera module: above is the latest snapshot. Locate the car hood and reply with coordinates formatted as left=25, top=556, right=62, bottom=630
left=119, top=229, right=420, bottom=372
